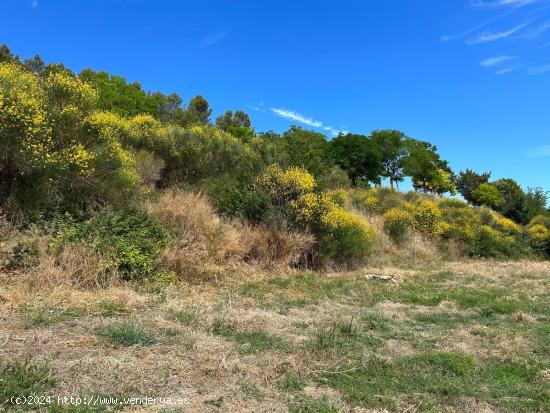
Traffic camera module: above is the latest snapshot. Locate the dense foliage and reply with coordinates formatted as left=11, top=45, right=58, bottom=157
left=1, top=44, right=549, bottom=276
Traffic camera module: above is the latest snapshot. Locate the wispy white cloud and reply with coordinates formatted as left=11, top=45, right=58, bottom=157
left=519, top=20, right=550, bottom=38
left=30, top=0, right=38, bottom=9
left=440, top=10, right=515, bottom=41
left=466, top=23, right=529, bottom=44
left=525, top=144, right=550, bottom=157
left=527, top=63, right=550, bottom=74
left=270, top=108, right=345, bottom=136
left=481, top=55, right=516, bottom=66
left=471, top=0, right=537, bottom=9
left=201, top=31, right=228, bottom=47
left=496, top=65, right=522, bottom=74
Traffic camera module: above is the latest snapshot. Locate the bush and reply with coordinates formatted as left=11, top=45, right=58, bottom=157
left=468, top=225, right=522, bottom=258
left=349, top=189, right=381, bottom=214
left=0, top=64, right=140, bottom=215
left=438, top=200, right=481, bottom=245
left=63, top=209, right=169, bottom=281
left=163, top=125, right=259, bottom=183
left=383, top=208, right=413, bottom=243
left=205, top=174, right=268, bottom=222
left=325, top=189, right=351, bottom=208
left=257, top=164, right=315, bottom=206
left=318, top=206, right=375, bottom=265
left=405, top=200, right=444, bottom=238
left=316, top=166, right=351, bottom=190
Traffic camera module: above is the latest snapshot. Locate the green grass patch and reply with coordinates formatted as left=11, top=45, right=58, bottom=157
left=97, top=320, right=157, bottom=346
left=288, top=397, right=338, bottom=413
left=278, top=372, right=306, bottom=392
left=0, top=360, right=55, bottom=410
left=211, top=318, right=288, bottom=354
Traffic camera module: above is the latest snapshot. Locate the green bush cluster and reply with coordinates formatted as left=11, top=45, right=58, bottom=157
left=1, top=48, right=548, bottom=275
left=61, top=209, right=170, bottom=280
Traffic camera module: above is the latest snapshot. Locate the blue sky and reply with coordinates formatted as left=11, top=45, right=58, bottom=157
left=1, top=0, right=549, bottom=192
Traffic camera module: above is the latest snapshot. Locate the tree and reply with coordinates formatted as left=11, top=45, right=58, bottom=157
left=185, top=95, right=212, bottom=125
left=427, top=169, right=457, bottom=195
left=23, top=54, right=45, bottom=74
left=456, top=169, right=491, bottom=205
left=282, top=126, right=333, bottom=177
left=370, top=129, right=408, bottom=189
left=330, top=133, right=383, bottom=186
left=403, top=139, right=451, bottom=193
left=492, top=178, right=526, bottom=223
left=472, top=183, right=502, bottom=209
left=0, top=44, right=18, bottom=63
left=524, top=187, right=548, bottom=224
left=215, top=110, right=254, bottom=140
left=79, top=68, right=168, bottom=118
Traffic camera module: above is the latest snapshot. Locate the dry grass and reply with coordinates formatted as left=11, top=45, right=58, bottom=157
left=146, top=190, right=314, bottom=277
left=363, top=213, right=442, bottom=268
left=27, top=242, right=118, bottom=289
left=1, top=258, right=549, bottom=413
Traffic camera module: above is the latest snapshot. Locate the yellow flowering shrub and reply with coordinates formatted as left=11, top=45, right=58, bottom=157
left=0, top=63, right=139, bottom=211
left=165, top=125, right=259, bottom=182
left=325, top=188, right=351, bottom=208
left=0, top=62, right=52, bottom=169
left=126, top=114, right=173, bottom=157
left=383, top=208, right=413, bottom=242
left=528, top=224, right=549, bottom=242
left=404, top=200, right=444, bottom=238
left=318, top=206, right=375, bottom=264
left=492, top=214, right=521, bottom=236
left=469, top=225, right=520, bottom=258
left=528, top=215, right=550, bottom=230
left=290, top=192, right=336, bottom=225
left=257, top=164, right=315, bottom=205
left=349, top=189, right=381, bottom=214
left=438, top=200, right=481, bottom=244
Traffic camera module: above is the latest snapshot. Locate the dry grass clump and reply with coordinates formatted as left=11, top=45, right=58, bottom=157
left=145, top=190, right=314, bottom=277
left=363, top=213, right=442, bottom=268
left=238, top=224, right=315, bottom=270
left=28, top=242, right=117, bottom=289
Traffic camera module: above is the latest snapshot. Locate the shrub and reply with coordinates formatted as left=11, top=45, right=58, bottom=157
left=257, top=164, right=315, bottom=206
left=205, top=174, right=268, bottom=222
left=63, top=209, right=169, bottom=281
left=316, top=166, right=351, bottom=190
left=527, top=224, right=549, bottom=252
left=0, top=64, right=140, bottom=215
left=468, top=225, right=521, bottom=258
left=405, top=200, right=444, bottom=238
left=528, top=214, right=550, bottom=230
left=164, top=125, right=259, bottom=183
left=317, top=206, right=375, bottom=265
left=492, top=214, right=521, bottom=236
left=349, top=189, right=381, bottom=214
left=383, top=208, right=413, bottom=243
left=439, top=200, right=481, bottom=245
left=325, top=189, right=351, bottom=208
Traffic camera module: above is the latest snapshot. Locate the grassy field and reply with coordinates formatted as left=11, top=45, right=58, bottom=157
left=1, top=261, right=549, bottom=412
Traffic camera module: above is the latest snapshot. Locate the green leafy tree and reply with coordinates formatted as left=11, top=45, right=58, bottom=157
left=282, top=126, right=333, bottom=177
left=330, top=133, right=383, bottom=186
left=472, top=183, right=502, bottom=209
left=403, top=139, right=451, bottom=193
left=215, top=110, right=254, bottom=140
left=456, top=169, right=491, bottom=205
left=492, top=178, right=526, bottom=223
left=523, top=187, right=548, bottom=224
left=370, top=129, right=408, bottom=189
